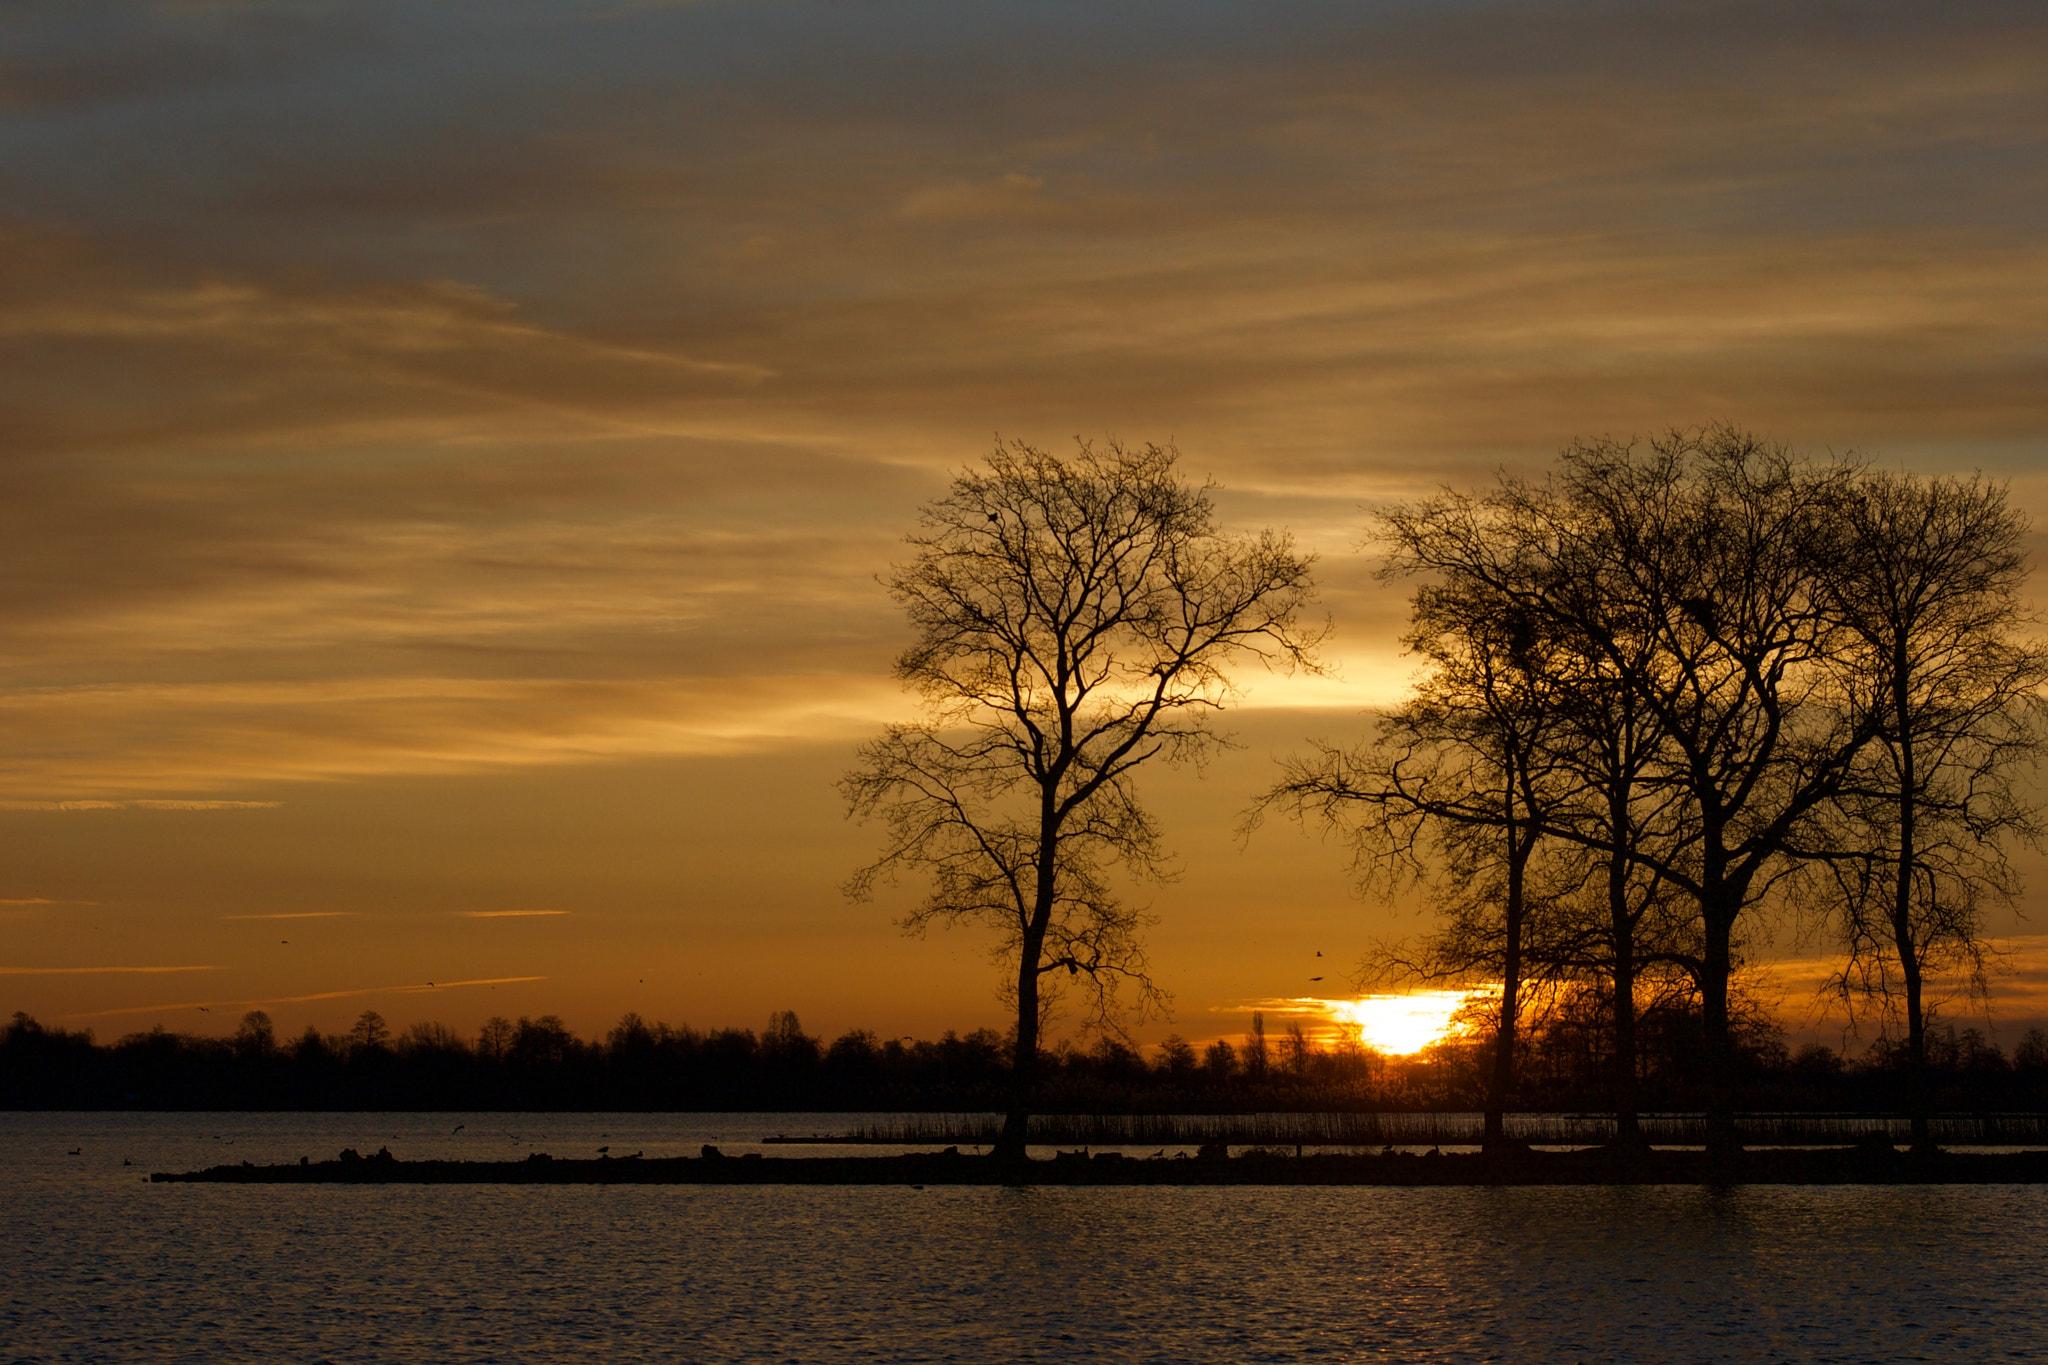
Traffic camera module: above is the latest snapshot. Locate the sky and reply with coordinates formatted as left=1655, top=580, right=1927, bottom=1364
left=4, top=0, right=2048, bottom=1050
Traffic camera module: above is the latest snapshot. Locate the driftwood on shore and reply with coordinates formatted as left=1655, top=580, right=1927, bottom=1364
left=153, top=1142, right=2048, bottom=1187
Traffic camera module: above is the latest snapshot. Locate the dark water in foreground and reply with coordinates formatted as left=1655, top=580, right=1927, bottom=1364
left=6, top=1114, right=2046, bottom=1363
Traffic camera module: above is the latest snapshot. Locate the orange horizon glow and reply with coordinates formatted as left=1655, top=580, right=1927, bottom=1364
left=1323, top=990, right=1495, bottom=1056
left=5, top=4, right=2046, bottom=1042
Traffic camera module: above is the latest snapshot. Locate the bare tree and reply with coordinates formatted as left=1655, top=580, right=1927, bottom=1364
left=1527, top=432, right=1880, bottom=1151
left=1818, top=472, right=2047, bottom=1150
left=1267, top=570, right=1572, bottom=1152
left=842, top=438, right=1321, bottom=1159
left=1294, top=428, right=1876, bottom=1153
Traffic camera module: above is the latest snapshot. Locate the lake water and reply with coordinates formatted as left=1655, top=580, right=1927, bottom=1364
left=6, top=1112, right=2046, bottom=1363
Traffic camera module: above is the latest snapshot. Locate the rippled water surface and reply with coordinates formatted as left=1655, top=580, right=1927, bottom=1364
left=6, top=1112, right=2046, bottom=1363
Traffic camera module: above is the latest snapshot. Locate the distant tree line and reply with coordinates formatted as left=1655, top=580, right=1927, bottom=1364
left=6, top=1005, right=2045, bottom=1114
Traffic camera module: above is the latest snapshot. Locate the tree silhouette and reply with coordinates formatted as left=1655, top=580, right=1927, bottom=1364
left=1818, top=471, right=2047, bottom=1150
left=843, top=438, right=1321, bottom=1158
left=1268, top=428, right=1975, bottom=1152
left=1266, top=571, right=1573, bottom=1151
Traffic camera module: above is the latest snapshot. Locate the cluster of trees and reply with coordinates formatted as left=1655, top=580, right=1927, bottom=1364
left=1266, top=427, right=2047, bottom=1152
left=842, top=431, right=2045, bottom=1154
left=7, top=1005, right=2045, bottom=1113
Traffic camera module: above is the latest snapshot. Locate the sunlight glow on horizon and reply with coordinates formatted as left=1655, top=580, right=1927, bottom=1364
left=1323, top=989, right=1493, bottom=1055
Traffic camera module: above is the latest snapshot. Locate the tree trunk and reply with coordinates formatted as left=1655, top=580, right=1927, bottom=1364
left=995, top=915, right=1048, bottom=1162
left=1607, top=777, right=1642, bottom=1149
left=1609, top=871, right=1641, bottom=1147
left=1893, top=713, right=1930, bottom=1152
left=1700, top=901, right=1740, bottom=1156
left=1485, top=781, right=1526, bottom=1154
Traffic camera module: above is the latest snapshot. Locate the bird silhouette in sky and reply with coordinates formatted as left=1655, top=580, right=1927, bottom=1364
left=1316, top=950, right=1322, bottom=957
left=453, top=1124, right=465, bottom=1134
left=281, top=939, right=289, bottom=944
left=1310, top=976, right=1323, bottom=982
left=197, top=1006, right=209, bottom=1012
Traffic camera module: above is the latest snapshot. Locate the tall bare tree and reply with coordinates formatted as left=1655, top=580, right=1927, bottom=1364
left=1540, top=645, right=1698, bottom=1147
left=1818, top=472, right=2047, bottom=1150
left=1499, top=430, right=1874, bottom=1152
left=1316, top=428, right=1873, bottom=1152
left=843, top=439, right=1321, bottom=1159
left=1266, top=563, right=1573, bottom=1151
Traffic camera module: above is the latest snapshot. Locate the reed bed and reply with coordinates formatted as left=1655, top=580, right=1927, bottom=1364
left=768, top=1111, right=2048, bottom=1148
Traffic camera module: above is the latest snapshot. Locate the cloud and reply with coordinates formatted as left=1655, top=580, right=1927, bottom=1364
left=52, top=975, right=551, bottom=1022
left=0, top=964, right=224, bottom=975
left=1759, top=935, right=2048, bottom=1036
left=0, top=800, right=281, bottom=811
left=0, top=674, right=910, bottom=795
left=462, top=910, right=569, bottom=918
left=1, top=0, right=2044, bottom=798
left=899, top=173, right=1053, bottom=224
left=221, top=911, right=352, bottom=920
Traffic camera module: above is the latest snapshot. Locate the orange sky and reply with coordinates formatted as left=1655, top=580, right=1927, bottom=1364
left=4, top=0, right=2048, bottom=1050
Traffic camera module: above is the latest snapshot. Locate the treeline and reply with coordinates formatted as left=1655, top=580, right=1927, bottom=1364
left=6, top=1006, right=2045, bottom=1113
left=1269, top=428, right=2048, bottom=1151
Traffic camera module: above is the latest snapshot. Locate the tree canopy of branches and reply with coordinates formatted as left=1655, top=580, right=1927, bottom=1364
left=1265, top=570, right=1575, bottom=1150
left=843, top=438, right=1322, bottom=1157
left=1269, top=427, right=2044, bottom=1153
left=1819, top=472, right=2047, bottom=1147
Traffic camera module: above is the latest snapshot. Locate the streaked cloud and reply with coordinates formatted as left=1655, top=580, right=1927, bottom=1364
left=53, top=976, right=552, bottom=1022
left=0, top=965, right=225, bottom=976
left=0, top=799, right=282, bottom=811
left=462, top=911, right=569, bottom=919
left=4, top=0, right=2045, bottom=1038
left=221, top=912, right=352, bottom=921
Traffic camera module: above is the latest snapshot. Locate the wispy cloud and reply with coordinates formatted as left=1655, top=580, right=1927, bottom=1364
left=0, top=965, right=225, bottom=975
left=462, top=910, right=568, bottom=918
left=53, top=976, right=550, bottom=1021
left=0, top=800, right=281, bottom=811
left=221, top=911, right=352, bottom=920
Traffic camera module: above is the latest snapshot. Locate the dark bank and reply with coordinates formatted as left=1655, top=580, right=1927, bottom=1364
left=155, top=1140, right=2048, bottom=1187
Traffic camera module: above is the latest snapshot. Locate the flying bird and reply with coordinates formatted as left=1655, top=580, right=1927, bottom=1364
left=1310, top=976, right=1324, bottom=982
left=1315, top=951, right=1322, bottom=957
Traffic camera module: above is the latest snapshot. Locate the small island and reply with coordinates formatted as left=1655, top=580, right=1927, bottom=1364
left=155, top=1140, right=2048, bottom=1187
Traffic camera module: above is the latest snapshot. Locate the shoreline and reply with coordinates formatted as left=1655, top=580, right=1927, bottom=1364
left=152, top=1145, right=2048, bottom=1186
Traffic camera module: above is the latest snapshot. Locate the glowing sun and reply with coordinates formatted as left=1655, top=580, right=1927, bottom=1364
left=1325, top=990, right=1487, bottom=1055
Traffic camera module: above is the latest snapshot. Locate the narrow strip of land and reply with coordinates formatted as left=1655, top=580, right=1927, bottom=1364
left=153, top=1145, right=2048, bottom=1186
